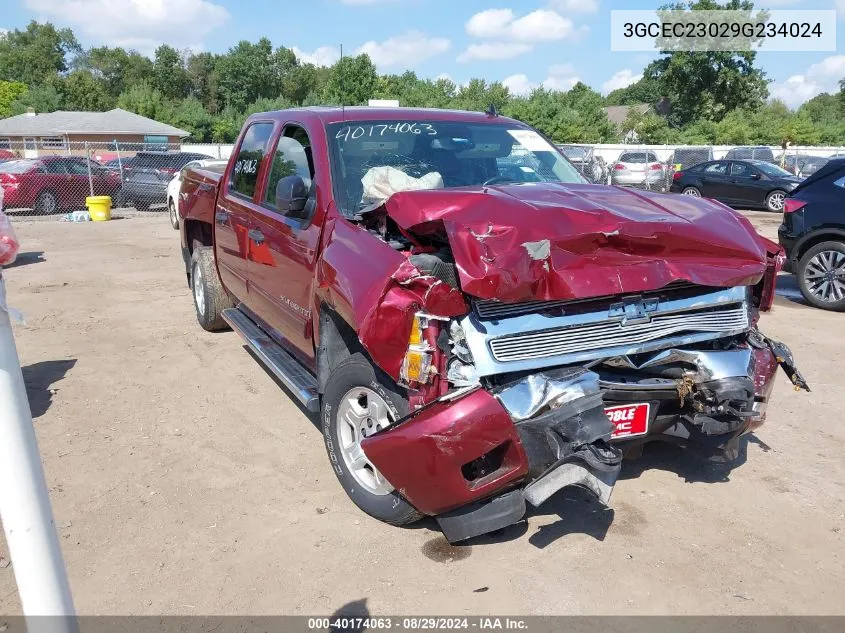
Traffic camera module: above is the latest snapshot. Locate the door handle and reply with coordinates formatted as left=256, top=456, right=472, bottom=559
left=248, top=229, right=265, bottom=244
left=215, top=210, right=229, bottom=224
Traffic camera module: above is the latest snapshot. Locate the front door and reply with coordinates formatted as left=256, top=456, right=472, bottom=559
left=247, top=124, right=322, bottom=361
left=214, top=121, right=275, bottom=301
left=727, top=161, right=767, bottom=206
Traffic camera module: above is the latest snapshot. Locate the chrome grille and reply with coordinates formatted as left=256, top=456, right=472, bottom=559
left=489, top=305, right=749, bottom=363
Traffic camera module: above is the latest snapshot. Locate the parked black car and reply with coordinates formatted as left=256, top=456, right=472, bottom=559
left=724, top=146, right=776, bottom=163
left=669, top=159, right=801, bottom=212
left=120, top=151, right=212, bottom=210
left=778, top=157, right=845, bottom=311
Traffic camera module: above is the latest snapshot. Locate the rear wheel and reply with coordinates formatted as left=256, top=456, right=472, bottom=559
left=322, top=354, right=423, bottom=526
left=190, top=246, right=232, bottom=331
left=169, top=199, right=179, bottom=230
left=797, top=241, right=845, bottom=311
left=766, top=190, right=786, bottom=213
left=35, top=191, right=58, bottom=215
left=682, top=186, right=701, bottom=197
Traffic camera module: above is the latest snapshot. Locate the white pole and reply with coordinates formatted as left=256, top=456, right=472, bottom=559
left=0, top=274, right=76, bottom=630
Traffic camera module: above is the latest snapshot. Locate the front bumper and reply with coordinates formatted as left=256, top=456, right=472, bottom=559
left=361, top=334, right=807, bottom=542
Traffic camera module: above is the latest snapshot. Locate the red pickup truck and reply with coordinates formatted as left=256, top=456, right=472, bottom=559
left=178, top=107, right=808, bottom=542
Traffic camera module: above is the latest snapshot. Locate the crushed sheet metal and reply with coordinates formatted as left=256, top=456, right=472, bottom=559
left=494, top=367, right=601, bottom=421
left=365, top=183, right=774, bottom=303
left=605, top=348, right=754, bottom=382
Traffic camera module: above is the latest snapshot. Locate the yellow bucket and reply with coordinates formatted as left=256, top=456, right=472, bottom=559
left=86, top=196, right=112, bottom=222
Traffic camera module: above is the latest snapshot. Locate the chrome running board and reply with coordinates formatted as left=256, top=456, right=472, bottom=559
left=222, top=308, right=320, bottom=412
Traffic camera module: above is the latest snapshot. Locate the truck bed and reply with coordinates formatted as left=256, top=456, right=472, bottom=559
left=181, top=167, right=224, bottom=226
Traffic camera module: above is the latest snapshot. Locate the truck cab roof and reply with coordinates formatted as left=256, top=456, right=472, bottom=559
left=245, top=106, right=524, bottom=127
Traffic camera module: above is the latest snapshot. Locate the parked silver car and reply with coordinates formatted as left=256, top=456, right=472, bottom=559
left=610, top=151, right=668, bottom=191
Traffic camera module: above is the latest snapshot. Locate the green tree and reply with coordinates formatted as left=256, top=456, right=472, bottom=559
left=168, top=96, right=214, bottom=141
left=10, top=82, right=64, bottom=115
left=620, top=109, right=676, bottom=144
left=187, top=52, right=221, bottom=113
left=644, top=0, right=769, bottom=126
left=322, top=54, right=379, bottom=105
left=605, top=76, right=663, bottom=106
left=153, top=44, right=190, bottom=101
left=454, top=78, right=510, bottom=113
left=63, top=70, right=115, bottom=111
left=116, top=82, right=172, bottom=121
left=79, top=46, right=154, bottom=98
left=0, top=21, right=81, bottom=85
left=0, top=81, right=28, bottom=118
left=216, top=38, right=281, bottom=111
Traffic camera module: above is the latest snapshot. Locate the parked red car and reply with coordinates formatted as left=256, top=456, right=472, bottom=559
left=178, top=107, right=808, bottom=543
left=0, top=156, right=122, bottom=214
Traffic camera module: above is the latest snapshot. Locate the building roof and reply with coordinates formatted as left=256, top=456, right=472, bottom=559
left=0, top=108, right=188, bottom=138
left=602, top=104, right=652, bottom=126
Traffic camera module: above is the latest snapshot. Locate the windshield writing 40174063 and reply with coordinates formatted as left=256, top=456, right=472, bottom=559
left=335, top=123, right=438, bottom=142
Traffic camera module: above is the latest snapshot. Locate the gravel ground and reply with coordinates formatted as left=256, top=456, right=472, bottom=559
left=0, top=212, right=843, bottom=615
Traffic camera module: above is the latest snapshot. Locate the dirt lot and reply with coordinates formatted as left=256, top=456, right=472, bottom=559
left=1, top=212, right=843, bottom=615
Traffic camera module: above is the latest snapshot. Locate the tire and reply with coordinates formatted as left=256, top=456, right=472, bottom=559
left=190, top=246, right=232, bottom=331
left=796, top=241, right=845, bottom=311
left=682, top=186, right=701, bottom=197
left=169, top=199, right=179, bottom=230
left=34, top=191, right=59, bottom=215
left=322, top=353, right=423, bottom=526
left=765, top=190, right=786, bottom=213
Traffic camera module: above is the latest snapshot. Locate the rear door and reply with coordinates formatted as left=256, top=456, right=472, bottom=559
left=39, top=159, right=72, bottom=207
left=63, top=159, right=95, bottom=208
left=248, top=123, right=322, bottom=360
left=697, top=161, right=732, bottom=199
left=215, top=121, right=275, bottom=302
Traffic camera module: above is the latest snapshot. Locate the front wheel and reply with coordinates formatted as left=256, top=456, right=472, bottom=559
left=682, top=186, right=701, bottom=197
left=322, top=354, right=423, bottom=526
left=796, top=241, right=845, bottom=311
left=169, top=199, right=179, bottom=230
left=35, top=191, right=59, bottom=215
left=766, top=190, right=786, bottom=212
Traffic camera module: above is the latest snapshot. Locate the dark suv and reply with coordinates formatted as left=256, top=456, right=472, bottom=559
left=779, top=157, right=845, bottom=311
left=121, top=151, right=212, bottom=210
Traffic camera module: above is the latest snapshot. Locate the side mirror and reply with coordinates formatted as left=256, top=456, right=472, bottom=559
left=751, top=173, right=761, bottom=180
left=275, top=175, right=308, bottom=217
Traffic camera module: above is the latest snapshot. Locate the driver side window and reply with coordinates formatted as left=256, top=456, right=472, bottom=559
left=264, top=126, right=314, bottom=209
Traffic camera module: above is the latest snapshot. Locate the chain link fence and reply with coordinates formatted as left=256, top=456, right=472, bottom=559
left=4, top=139, right=845, bottom=219
left=0, top=141, right=229, bottom=220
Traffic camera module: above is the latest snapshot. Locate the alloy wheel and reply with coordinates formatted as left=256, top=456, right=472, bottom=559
left=336, top=387, right=394, bottom=495
left=804, top=250, right=845, bottom=303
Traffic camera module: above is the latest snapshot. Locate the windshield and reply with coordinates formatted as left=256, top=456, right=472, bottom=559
left=0, top=160, right=38, bottom=174
left=752, top=161, right=791, bottom=177
left=327, top=120, right=584, bottom=216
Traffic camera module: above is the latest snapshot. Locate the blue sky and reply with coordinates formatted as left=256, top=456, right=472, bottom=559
left=4, top=0, right=845, bottom=108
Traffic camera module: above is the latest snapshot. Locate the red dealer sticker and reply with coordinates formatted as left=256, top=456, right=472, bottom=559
left=605, top=403, right=651, bottom=439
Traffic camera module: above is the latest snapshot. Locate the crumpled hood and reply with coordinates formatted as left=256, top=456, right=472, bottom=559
left=371, top=182, right=774, bottom=303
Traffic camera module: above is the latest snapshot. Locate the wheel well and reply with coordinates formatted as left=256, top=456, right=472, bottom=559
left=795, top=231, right=845, bottom=262
left=315, top=306, right=363, bottom=395
left=184, top=220, right=213, bottom=256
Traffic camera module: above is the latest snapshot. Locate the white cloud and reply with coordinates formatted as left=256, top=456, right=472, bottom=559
left=357, top=31, right=450, bottom=69
left=25, top=0, right=229, bottom=54
left=542, top=64, right=580, bottom=91
left=465, top=8, right=575, bottom=42
left=502, top=65, right=580, bottom=96
left=291, top=46, right=340, bottom=67
left=601, top=69, right=642, bottom=95
left=502, top=74, right=534, bottom=97
left=549, top=0, right=598, bottom=13
left=457, top=42, right=532, bottom=63
left=769, top=55, right=845, bottom=108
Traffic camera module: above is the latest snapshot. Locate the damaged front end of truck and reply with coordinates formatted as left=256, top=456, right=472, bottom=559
left=325, top=183, right=809, bottom=543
